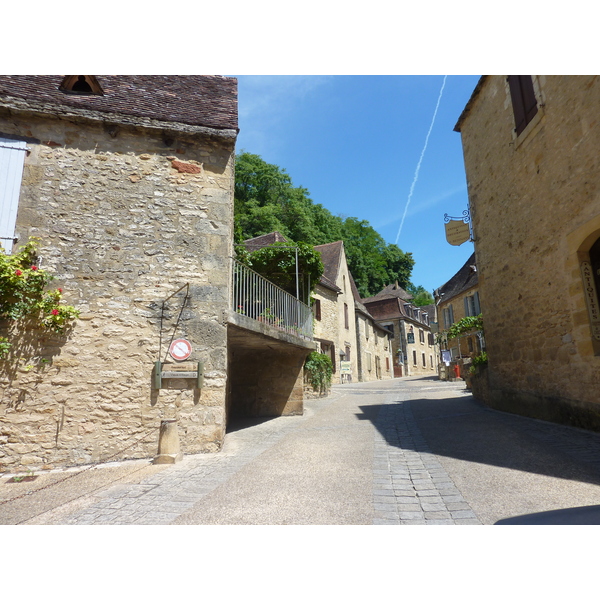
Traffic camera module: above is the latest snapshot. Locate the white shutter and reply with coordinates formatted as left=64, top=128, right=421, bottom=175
left=0, top=136, right=27, bottom=253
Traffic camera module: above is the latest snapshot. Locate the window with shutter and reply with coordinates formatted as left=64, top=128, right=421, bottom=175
left=508, top=76, right=539, bottom=135
left=314, top=299, right=321, bottom=321
left=0, top=136, right=27, bottom=253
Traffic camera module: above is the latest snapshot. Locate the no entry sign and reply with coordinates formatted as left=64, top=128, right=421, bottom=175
left=169, top=339, right=192, bottom=361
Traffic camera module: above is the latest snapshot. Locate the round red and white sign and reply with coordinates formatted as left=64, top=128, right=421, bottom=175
left=168, top=339, right=192, bottom=361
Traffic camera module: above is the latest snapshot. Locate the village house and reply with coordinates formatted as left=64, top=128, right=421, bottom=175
left=349, top=276, right=393, bottom=382
left=362, top=283, right=438, bottom=377
left=242, top=234, right=392, bottom=385
left=454, top=75, right=600, bottom=431
left=312, top=241, right=360, bottom=382
left=0, top=75, right=239, bottom=472
left=433, top=252, right=482, bottom=379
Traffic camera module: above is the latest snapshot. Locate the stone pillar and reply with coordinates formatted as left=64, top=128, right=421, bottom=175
left=153, top=419, right=183, bottom=464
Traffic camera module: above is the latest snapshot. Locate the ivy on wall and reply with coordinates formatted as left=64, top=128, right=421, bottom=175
left=0, top=238, right=79, bottom=358
left=304, top=351, right=333, bottom=395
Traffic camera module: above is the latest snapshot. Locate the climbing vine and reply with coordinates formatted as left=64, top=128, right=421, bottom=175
left=0, top=238, right=79, bottom=358
left=445, top=314, right=483, bottom=340
left=304, top=351, right=333, bottom=395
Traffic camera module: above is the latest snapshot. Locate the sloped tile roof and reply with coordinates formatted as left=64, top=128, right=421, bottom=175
left=362, top=281, right=413, bottom=303
left=434, top=252, right=478, bottom=303
left=0, top=75, right=238, bottom=132
left=314, top=241, right=344, bottom=286
left=243, top=231, right=289, bottom=251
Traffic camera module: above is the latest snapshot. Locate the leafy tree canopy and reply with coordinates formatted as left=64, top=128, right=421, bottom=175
left=405, top=283, right=434, bottom=307
left=234, top=151, right=422, bottom=298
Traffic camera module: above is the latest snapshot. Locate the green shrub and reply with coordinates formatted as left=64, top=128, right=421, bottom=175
left=304, top=351, right=333, bottom=395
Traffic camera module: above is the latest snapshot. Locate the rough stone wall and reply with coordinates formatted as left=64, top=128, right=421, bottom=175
left=0, top=109, right=235, bottom=472
left=458, top=75, right=600, bottom=428
left=355, top=314, right=393, bottom=382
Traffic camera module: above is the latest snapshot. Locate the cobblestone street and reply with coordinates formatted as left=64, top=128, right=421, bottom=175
left=4, top=376, right=600, bottom=525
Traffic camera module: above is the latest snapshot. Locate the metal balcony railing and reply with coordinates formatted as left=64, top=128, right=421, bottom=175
left=231, top=257, right=313, bottom=341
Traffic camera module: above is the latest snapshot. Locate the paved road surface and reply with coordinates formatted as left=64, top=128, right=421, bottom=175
left=3, top=376, right=600, bottom=525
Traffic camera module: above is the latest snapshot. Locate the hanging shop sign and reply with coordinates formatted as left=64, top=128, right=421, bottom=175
left=444, top=211, right=472, bottom=246
left=445, top=219, right=471, bottom=246
left=169, top=338, right=193, bottom=361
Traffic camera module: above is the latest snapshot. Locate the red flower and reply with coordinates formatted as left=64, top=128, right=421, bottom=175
left=57, top=288, right=63, bottom=293
left=51, top=309, right=59, bottom=316
left=31, top=265, right=38, bottom=271
left=15, top=269, right=22, bottom=276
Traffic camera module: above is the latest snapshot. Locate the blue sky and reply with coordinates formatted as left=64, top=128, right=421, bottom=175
left=234, top=75, right=481, bottom=295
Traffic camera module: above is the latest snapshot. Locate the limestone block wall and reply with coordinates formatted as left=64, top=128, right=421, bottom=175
left=458, top=75, right=600, bottom=428
left=0, top=109, right=235, bottom=472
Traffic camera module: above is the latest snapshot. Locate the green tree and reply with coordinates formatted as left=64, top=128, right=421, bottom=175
left=234, top=151, right=418, bottom=298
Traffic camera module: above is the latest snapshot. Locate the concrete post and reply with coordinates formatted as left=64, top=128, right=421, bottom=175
left=153, top=419, right=183, bottom=464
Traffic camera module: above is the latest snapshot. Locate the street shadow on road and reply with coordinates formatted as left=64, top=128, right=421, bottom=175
left=359, top=394, right=600, bottom=487
left=226, top=415, right=280, bottom=434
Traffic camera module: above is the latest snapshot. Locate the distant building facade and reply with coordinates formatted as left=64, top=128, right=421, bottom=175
left=434, top=252, right=482, bottom=376
left=362, top=289, right=438, bottom=377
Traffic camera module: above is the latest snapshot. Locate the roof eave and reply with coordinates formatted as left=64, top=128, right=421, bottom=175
left=453, top=75, right=488, bottom=133
left=0, top=95, right=238, bottom=140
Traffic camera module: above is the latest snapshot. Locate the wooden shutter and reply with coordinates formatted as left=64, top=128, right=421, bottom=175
left=314, top=299, right=321, bottom=321
left=508, top=76, right=538, bottom=135
left=474, top=291, right=481, bottom=316
left=0, top=136, right=27, bottom=253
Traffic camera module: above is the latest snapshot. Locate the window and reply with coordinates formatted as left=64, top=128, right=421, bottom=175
left=365, top=320, right=369, bottom=340
left=442, top=305, right=454, bottom=329
left=344, top=303, right=349, bottom=329
left=345, top=345, right=351, bottom=362
left=464, top=292, right=481, bottom=317
left=314, top=299, right=322, bottom=321
left=0, top=135, right=27, bottom=253
left=422, top=353, right=426, bottom=367
left=428, top=333, right=434, bottom=346
left=430, top=356, right=433, bottom=369
left=413, top=350, right=417, bottom=365
left=419, top=329, right=425, bottom=343
left=508, top=76, right=538, bottom=136
left=367, top=352, right=372, bottom=371
left=386, top=357, right=390, bottom=371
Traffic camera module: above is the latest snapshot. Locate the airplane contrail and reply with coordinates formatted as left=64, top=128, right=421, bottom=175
left=395, top=75, right=448, bottom=246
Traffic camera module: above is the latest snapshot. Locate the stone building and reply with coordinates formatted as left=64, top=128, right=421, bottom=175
left=434, top=252, right=482, bottom=376
left=312, top=241, right=361, bottom=382
left=454, top=75, right=600, bottom=431
left=0, top=75, right=238, bottom=472
left=350, top=277, right=393, bottom=382
left=362, top=287, right=438, bottom=378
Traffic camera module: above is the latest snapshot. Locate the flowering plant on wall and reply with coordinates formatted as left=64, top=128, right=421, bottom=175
left=0, top=238, right=79, bottom=358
